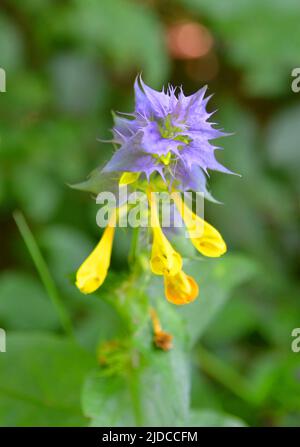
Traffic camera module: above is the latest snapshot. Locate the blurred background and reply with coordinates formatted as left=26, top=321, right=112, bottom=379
left=0, top=0, right=300, bottom=427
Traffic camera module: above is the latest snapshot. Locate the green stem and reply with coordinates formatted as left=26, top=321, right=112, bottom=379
left=128, top=368, right=143, bottom=426
left=197, top=345, right=257, bottom=406
left=128, top=226, right=140, bottom=266
left=13, top=210, right=74, bottom=338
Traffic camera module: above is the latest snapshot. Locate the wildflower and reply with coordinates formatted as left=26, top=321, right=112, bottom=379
left=103, top=75, right=233, bottom=193
left=76, top=209, right=116, bottom=294
left=75, top=77, right=232, bottom=306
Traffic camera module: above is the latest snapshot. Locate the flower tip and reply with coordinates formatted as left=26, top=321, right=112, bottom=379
left=196, top=237, right=227, bottom=258
left=75, top=271, right=105, bottom=294
left=75, top=221, right=116, bottom=295
left=164, top=271, right=199, bottom=305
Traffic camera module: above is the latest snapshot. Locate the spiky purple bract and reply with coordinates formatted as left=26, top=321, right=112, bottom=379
left=103, top=76, right=232, bottom=196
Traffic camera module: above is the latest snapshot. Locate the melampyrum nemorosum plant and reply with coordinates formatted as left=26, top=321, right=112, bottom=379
left=73, top=76, right=235, bottom=351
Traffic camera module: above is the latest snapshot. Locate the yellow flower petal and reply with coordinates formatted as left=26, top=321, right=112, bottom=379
left=148, top=190, right=182, bottom=276
left=173, top=193, right=227, bottom=257
left=76, top=210, right=116, bottom=294
left=164, top=270, right=199, bottom=305
left=119, top=171, right=140, bottom=185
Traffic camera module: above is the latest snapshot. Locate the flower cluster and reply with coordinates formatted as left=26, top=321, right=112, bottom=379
left=104, top=75, right=232, bottom=196
left=76, top=77, right=231, bottom=305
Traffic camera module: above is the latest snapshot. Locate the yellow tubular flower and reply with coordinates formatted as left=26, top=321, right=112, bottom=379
left=164, top=270, right=199, bottom=305
left=76, top=209, right=116, bottom=294
left=148, top=190, right=182, bottom=276
left=173, top=193, right=227, bottom=258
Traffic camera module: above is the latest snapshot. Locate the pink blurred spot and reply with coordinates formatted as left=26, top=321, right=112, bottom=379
left=167, top=22, right=213, bottom=60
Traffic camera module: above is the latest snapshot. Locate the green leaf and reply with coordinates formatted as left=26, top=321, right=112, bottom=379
left=69, top=168, right=118, bottom=195
left=0, top=272, right=59, bottom=331
left=138, top=348, right=190, bottom=426
left=0, top=333, right=95, bottom=426
left=82, top=345, right=190, bottom=427
left=188, top=409, right=247, bottom=427
left=179, top=254, right=257, bottom=346
left=82, top=373, right=135, bottom=427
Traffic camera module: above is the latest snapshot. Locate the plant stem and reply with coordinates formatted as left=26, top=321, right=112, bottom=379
left=128, top=369, right=143, bottom=427
left=197, top=345, right=258, bottom=406
left=128, top=226, right=140, bottom=266
left=13, top=210, right=74, bottom=338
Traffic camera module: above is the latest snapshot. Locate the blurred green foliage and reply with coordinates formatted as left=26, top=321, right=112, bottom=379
left=0, top=0, right=300, bottom=427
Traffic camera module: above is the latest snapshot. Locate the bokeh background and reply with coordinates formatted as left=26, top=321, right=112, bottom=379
left=0, top=0, right=300, bottom=427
